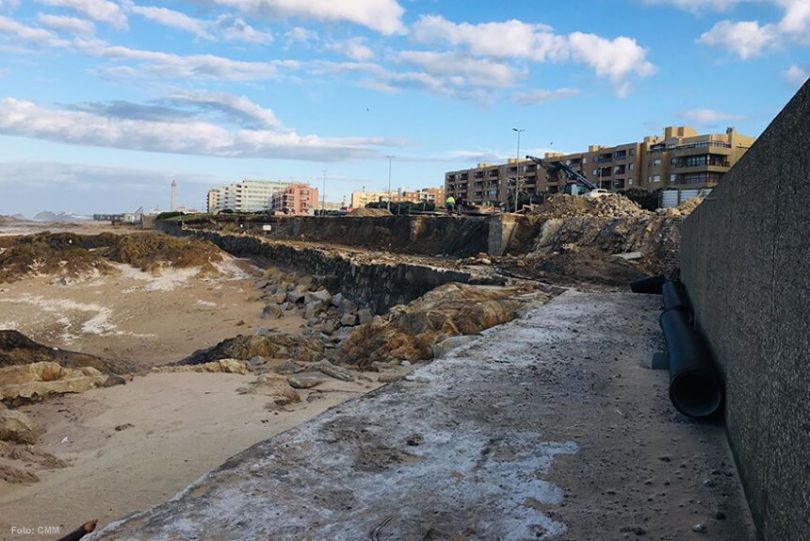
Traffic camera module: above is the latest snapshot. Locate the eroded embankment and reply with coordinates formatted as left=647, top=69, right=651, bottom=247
left=180, top=231, right=505, bottom=314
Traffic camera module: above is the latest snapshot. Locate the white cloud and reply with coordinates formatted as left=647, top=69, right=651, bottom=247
left=641, top=0, right=746, bottom=12
left=38, top=0, right=127, bottom=29
left=0, top=15, right=66, bottom=45
left=0, top=0, right=20, bottom=10
left=209, top=0, right=405, bottom=35
left=679, top=108, right=746, bottom=125
left=214, top=15, right=272, bottom=44
left=0, top=97, right=392, bottom=161
left=410, top=16, right=655, bottom=95
left=329, top=37, right=374, bottom=61
left=512, top=88, right=580, bottom=105
left=698, top=20, right=778, bottom=59
left=784, top=64, right=809, bottom=85
left=776, top=0, right=810, bottom=35
left=36, top=13, right=95, bottom=35
left=399, top=50, right=522, bottom=89
left=124, top=2, right=213, bottom=40
left=78, top=40, right=292, bottom=81
left=284, top=26, right=316, bottom=47
left=166, top=90, right=281, bottom=128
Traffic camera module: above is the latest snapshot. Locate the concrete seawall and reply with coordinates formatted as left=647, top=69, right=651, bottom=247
left=161, top=214, right=523, bottom=258
left=680, top=80, right=810, bottom=540
left=180, top=231, right=504, bottom=314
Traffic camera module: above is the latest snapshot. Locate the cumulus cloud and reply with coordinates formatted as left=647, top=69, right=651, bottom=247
left=641, top=0, right=745, bottom=12
left=698, top=20, right=778, bottom=59
left=512, top=88, right=580, bottom=106
left=36, top=13, right=95, bottom=35
left=410, top=15, right=655, bottom=95
left=679, top=108, right=746, bottom=126
left=0, top=97, right=393, bottom=161
left=328, top=37, right=374, bottom=61
left=124, top=2, right=213, bottom=40
left=783, top=64, right=809, bottom=85
left=398, top=50, right=523, bottom=89
left=208, top=0, right=405, bottom=35
left=214, top=15, right=272, bottom=44
left=37, top=0, right=127, bottom=29
left=0, top=15, right=67, bottom=45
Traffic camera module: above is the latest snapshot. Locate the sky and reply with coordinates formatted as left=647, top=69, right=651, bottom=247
left=0, top=0, right=808, bottom=216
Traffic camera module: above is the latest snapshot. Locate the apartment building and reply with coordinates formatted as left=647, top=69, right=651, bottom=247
left=350, top=187, right=445, bottom=208
left=445, top=126, right=754, bottom=206
left=269, top=183, right=319, bottom=215
left=207, top=180, right=289, bottom=213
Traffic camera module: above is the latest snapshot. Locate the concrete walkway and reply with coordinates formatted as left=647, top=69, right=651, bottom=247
left=93, top=291, right=755, bottom=541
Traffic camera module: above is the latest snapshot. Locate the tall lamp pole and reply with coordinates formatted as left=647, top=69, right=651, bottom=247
left=321, top=169, right=327, bottom=213
left=512, top=127, right=525, bottom=212
left=386, top=155, right=393, bottom=212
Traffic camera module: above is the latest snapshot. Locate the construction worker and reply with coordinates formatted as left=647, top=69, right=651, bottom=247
left=445, top=195, right=456, bottom=214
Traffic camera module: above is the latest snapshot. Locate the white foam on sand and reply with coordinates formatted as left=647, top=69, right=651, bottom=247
left=0, top=294, right=116, bottom=337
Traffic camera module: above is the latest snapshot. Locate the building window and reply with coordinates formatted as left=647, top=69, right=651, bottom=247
left=653, top=175, right=661, bottom=183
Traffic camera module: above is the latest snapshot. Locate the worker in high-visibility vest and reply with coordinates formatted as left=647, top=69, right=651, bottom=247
left=445, top=195, right=456, bottom=213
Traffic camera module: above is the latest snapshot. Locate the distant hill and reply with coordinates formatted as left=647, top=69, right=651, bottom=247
left=31, top=211, right=91, bottom=223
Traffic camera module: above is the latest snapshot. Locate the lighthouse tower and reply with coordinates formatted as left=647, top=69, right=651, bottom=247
left=171, top=179, right=177, bottom=211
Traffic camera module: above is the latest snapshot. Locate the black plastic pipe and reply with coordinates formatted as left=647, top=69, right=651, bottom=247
left=630, top=275, right=666, bottom=295
left=662, top=280, right=691, bottom=314
left=659, top=307, right=723, bottom=418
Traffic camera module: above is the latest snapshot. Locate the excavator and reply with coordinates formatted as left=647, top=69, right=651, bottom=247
left=525, top=155, right=610, bottom=198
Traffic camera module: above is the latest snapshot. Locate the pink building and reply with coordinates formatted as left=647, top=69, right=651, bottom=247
left=269, top=183, right=319, bottom=215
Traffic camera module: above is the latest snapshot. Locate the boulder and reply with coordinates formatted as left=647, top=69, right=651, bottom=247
left=286, top=290, right=305, bottom=304
left=0, top=404, right=41, bottom=444
left=330, top=292, right=344, bottom=308
left=357, top=308, right=373, bottom=325
left=261, top=304, right=282, bottom=320
left=239, top=374, right=300, bottom=406
left=304, top=300, right=325, bottom=319
left=340, top=313, right=357, bottom=327
left=271, top=292, right=287, bottom=304
left=287, top=375, right=326, bottom=389
left=321, top=320, right=336, bottom=335
left=0, top=362, right=108, bottom=402
left=305, top=289, right=332, bottom=305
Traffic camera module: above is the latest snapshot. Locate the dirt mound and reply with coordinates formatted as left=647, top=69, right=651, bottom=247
left=0, top=232, right=224, bottom=282
left=505, top=247, right=648, bottom=287
left=340, top=283, right=550, bottom=368
left=350, top=207, right=392, bottom=217
left=530, top=194, right=648, bottom=219
left=176, top=333, right=324, bottom=366
left=0, top=330, right=130, bottom=374
left=530, top=215, right=680, bottom=274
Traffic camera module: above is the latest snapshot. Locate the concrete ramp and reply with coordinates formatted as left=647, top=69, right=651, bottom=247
left=93, top=292, right=754, bottom=540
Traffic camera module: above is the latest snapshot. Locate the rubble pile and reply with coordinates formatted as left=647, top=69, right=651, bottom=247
left=529, top=194, right=648, bottom=219
left=339, top=283, right=549, bottom=367
left=507, top=193, right=692, bottom=279
left=0, top=232, right=224, bottom=282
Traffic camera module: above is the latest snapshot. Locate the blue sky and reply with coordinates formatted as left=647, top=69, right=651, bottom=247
left=0, top=0, right=807, bottom=216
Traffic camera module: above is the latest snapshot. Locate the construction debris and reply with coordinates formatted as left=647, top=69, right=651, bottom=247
left=339, top=283, right=550, bottom=367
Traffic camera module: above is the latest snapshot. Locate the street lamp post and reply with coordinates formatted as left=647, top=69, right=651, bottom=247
left=386, top=155, right=393, bottom=212
left=512, top=127, right=525, bottom=212
left=321, top=169, right=327, bottom=213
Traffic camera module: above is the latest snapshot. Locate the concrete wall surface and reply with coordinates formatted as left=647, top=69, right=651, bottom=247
left=680, top=81, right=810, bottom=541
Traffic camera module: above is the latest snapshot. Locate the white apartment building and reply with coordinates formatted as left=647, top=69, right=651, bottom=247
left=207, top=180, right=289, bottom=213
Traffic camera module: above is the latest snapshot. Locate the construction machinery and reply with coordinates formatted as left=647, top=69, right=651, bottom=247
left=525, top=155, right=609, bottom=198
